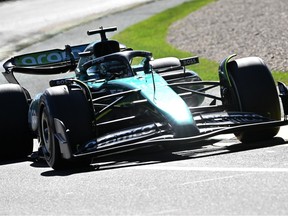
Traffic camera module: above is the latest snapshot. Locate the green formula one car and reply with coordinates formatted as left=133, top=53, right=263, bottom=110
left=1, top=27, right=288, bottom=169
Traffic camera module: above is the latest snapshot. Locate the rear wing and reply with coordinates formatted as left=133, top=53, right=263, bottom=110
left=2, top=43, right=88, bottom=84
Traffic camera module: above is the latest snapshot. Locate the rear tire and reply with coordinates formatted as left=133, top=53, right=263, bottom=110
left=0, top=84, right=33, bottom=159
left=39, top=85, right=93, bottom=169
left=227, top=57, right=281, bottom=142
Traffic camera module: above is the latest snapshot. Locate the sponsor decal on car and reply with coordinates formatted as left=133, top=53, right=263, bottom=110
left=14, top=44, right=88, bottom=66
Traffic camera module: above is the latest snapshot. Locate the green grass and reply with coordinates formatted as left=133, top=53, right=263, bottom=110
left=113, top=0, right=288, bottom=83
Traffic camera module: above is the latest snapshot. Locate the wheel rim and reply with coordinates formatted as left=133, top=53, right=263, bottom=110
left=41, top=111, right=52, bottom=159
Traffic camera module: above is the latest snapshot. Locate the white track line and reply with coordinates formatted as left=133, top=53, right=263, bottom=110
left=132, top=166, right=288, bottom=173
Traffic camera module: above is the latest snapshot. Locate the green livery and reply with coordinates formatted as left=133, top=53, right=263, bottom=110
left=1, top=26, right=288, bottom=170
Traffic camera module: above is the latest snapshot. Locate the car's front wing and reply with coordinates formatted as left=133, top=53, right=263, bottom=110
left=53, top=114, right=288, bottom=160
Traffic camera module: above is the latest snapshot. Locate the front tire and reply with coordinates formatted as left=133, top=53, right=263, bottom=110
left=39, top=85, right=93, bottom=169
left=227, top=57, right=281, bottom=142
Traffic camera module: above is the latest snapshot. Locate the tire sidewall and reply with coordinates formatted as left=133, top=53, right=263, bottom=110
left=40, top=106, right=61, bottom=168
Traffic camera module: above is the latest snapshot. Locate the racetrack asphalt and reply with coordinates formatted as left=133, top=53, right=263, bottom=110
left=1, top=0, right=288, bottom=215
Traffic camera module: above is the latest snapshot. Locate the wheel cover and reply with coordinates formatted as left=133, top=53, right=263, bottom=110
left=41, top=111, right=52, bottom=160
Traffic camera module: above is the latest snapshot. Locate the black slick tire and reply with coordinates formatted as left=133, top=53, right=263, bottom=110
left=227, top=57, right=281, bottom=142
left=0, top=84, right=33, bottom=159
left=39, top=85, right=93, bottom=170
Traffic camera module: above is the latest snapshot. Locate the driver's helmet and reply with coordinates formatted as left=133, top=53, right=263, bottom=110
left=86, top=60, right=131, bottom=80
left=76, top=41, right=127, bottom=79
